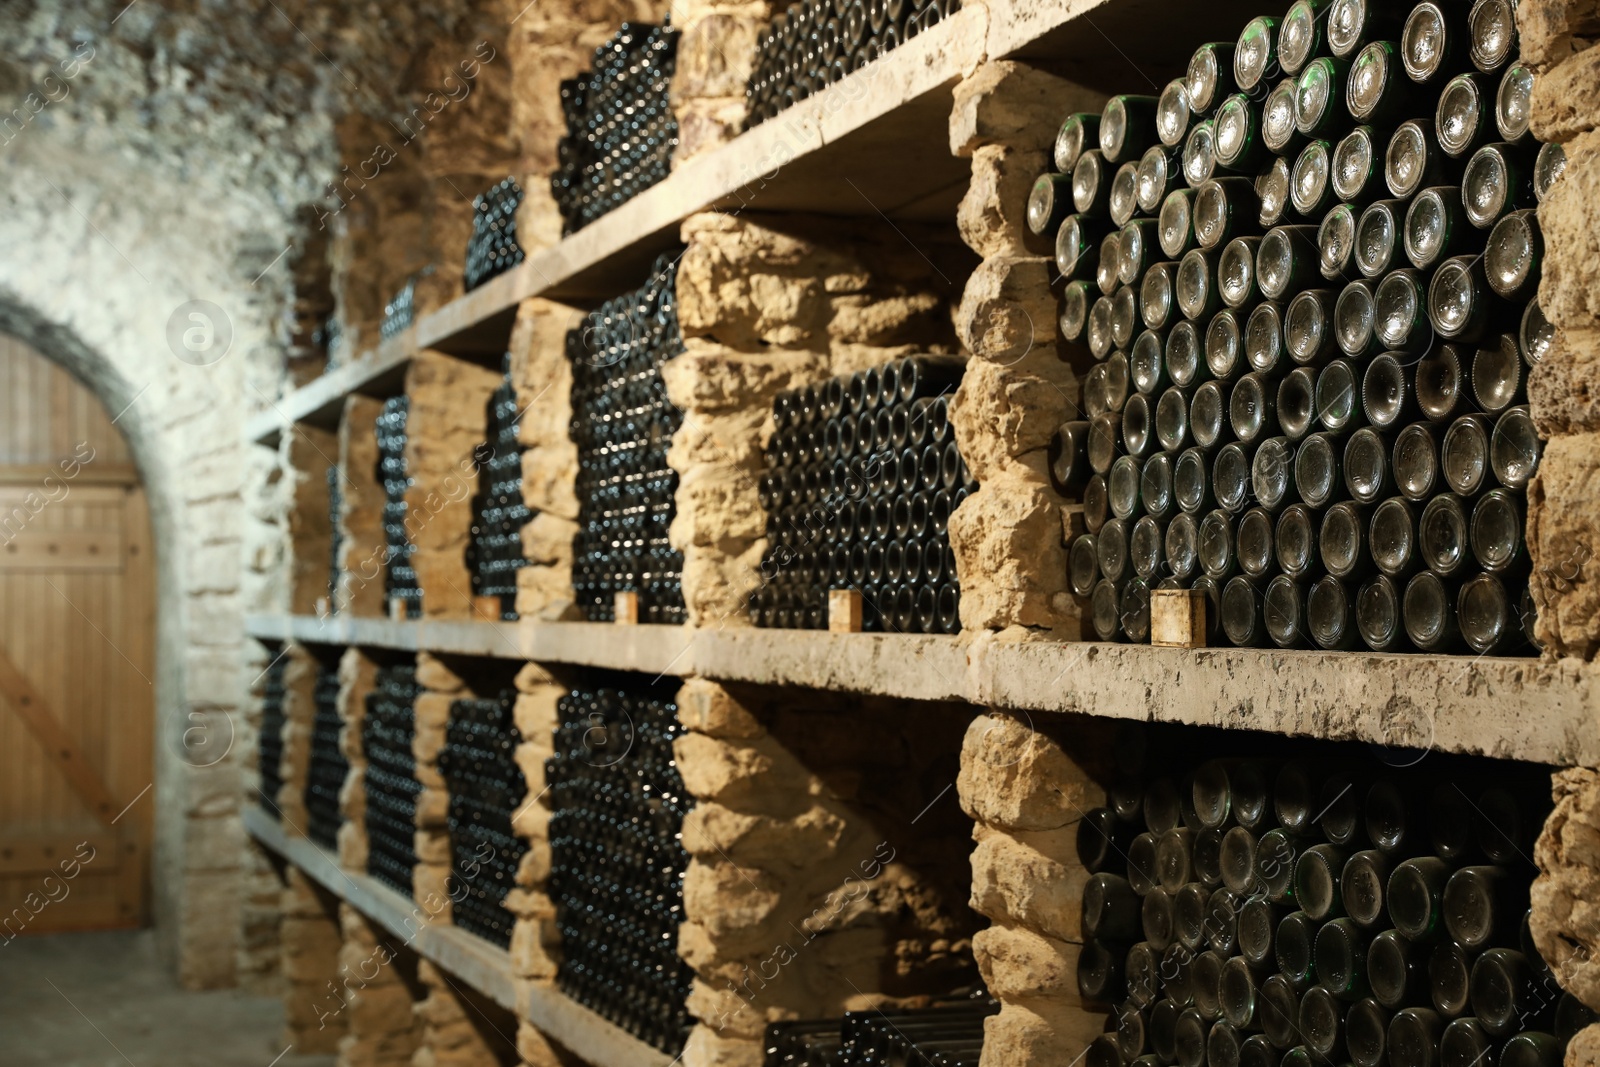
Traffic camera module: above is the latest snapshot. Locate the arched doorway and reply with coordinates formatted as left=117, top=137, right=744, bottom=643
left=0, top=332, right=154, bottom=936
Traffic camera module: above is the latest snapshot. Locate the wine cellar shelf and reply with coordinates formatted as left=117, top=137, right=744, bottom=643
left=243, top=614, right=1600, bottom=765
left=245, top=0, right=1274, bottom=450
left=243, top=808, right=677, bottom=1067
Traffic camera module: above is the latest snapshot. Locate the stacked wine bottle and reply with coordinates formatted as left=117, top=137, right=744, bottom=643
left=763, top=997, right=995, bottom=1066
left=568, top=254, right=686, bottom=623
left=378, top=396, right=422, bottom=618
left=546, top=678, right=694, bottom=1054
left=467, top=358, right=532, bottom=621
left=751, top=356, right=972, bottom=633
left=464, top=177, right=526, bottom=291
left=552, top=24, right=678, bottom=234
left=327, top=466, right=343, bottom=613
left=364, top=662, right=422, bottom=897
left=1042, top=0, right=1558, bottom=653
left=743, top=0, right=963, bottom=128
left=1075, top=738, right=1589, bottom=1067
left=257, top=647, right=288, bottom=815
left=380, top=278, right=415, bottom=341
left=438, top=689, right=527, bottom=947
left=305, top=662, right=347, bottom=849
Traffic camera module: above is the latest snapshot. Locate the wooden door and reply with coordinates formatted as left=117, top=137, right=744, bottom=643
left=0, top=335, right=153, bottom=937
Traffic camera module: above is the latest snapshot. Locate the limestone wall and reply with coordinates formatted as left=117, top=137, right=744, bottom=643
left=669, top=0, right=770, bottom=163
left=955, top=711, right=1112, bottom=1067
left=669, top=211, right=963, bottom=626
left=1521, top=0, right=1600, bottom=660
left=674, top=679, right=980, bottom=1067
left=338, top=395, right=391, bottom=617
left=334, top=905, right=427, bottom=1067
left=404, top=352, right=504, bottom=619
left=508, top=299, right=581, bottom=621
left=337, top=649, right=382, bottom=873
left=414, top=653, right=468, bottom=920
left=945, top=63, right=1105, bottom=637
left=507, top=663, right=563, bottom=990
left=282, top=868, right=349, bottom=1053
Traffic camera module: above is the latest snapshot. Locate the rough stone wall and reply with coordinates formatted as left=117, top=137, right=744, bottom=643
left=338, top=649, right=381, bottom=872
left=282, top=867, right=349, bottom=1053
left=674, top=679, right=979, bottom=1067
left=669, top=0, right=770, bottom=163
left=508, top=299, right=581, bottom=621
left=289, top=425, right=339, bottom=615
left=669, top=211, right=962, bottom=626
left=507, top=0, right=671, bottom=248
left=413, top=653, right=466, bottom=920
left=945, top=63, right=1105, bottom=636
left=414, top=959, right=520, bottom=1067
left=404, top=352, right=504, bottom=619
left=277, top=643, right=322, bottom=835
left=1522, top=0, right=1600, bottom=659
left=506, top=663, right=563, bottom=990
left=333, top=905, right=427, bottom=1067
left=340, top=396, right=391, bottom=617
left=955, top=712, right=1111, bottom=1067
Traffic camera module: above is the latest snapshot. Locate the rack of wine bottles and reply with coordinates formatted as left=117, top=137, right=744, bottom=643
left=380, top=278, right=415, bottom=341
left=552, top=24, right=679, bottom=235
left=546, top=676, right=694, bottom=1054
left=1075, top=727, right=1587, bottom=1067
left=363, top=661, right=421, bottom=897
left=752, top=356, right=973, bottom=632
left=464, top=177, right=526, bottom=291
left=257, top=646, right=288, bottom=815
left=1043, top=0, right=1557, bottom=653
left=743, top=0, right=964, bottom=128
left=327, top=466, right=343, bottom=613
left=305, top=661, right=346, bottom=849
left=378, top=396, right=422, bottom=618
left=467, top=356, right=532, bottom=621
left=438, top=688, right=527, bottom=947
left=763, top=997, right=995, bottom=1066
left=568, top=253, right=686, bottom=623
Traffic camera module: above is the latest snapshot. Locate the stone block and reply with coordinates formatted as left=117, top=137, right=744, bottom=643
left=1518, top=0, right=1600, bottom=68
left=1533, top=767, right=1600, bottom=1008
left=1526, top=435, right=1600, bottom=657
left=956, top=255, right=1060, bottom=366
left=949, top=61, right=1105, bottom=158
left=957, top=713, right=1106, bottom=831
left=958, top=144, right=1050, bottom=259
left=969, top=827, right=1089, bottom=943
left=1532, top=326, right=1600, bottom=436
left=678, top=679, right=766, bottom=738
left=1537, top=130, right=1600, bottom=332
left=978, top=1000, right=1107, bottom=1067
left=972, top=922, right=1084, bottom=1002
left=947, top=480, right=1077, bottom=633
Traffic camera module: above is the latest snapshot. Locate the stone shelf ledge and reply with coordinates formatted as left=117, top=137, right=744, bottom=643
left=244, top=808, right=676, bottom=1067
left=244, top=612, right=524, bottom=660
left=243, top=614, right=1600, bottom=764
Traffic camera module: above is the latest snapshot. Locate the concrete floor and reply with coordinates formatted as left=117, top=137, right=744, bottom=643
left=0, top=929, right=337, bottom=1067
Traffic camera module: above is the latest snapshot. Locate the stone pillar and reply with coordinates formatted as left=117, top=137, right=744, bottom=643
left=414, top=959, right=520, bottom=1067
left=339, top=648, right=381, bottom=873
left=278, top=643, right=321, bottom=834
left=281, top=868, right=348, bottom=1054
left=1520, top=0, right=1600, bottom=659
left=507, top=663, right=562, bottom=987
left=339, top=395, right=389, bottom=618
left=669, top=0, right=770, bottom=163
left=336, top=905, right=425, bottom=1067
left=945, top=62, right=1105, bottom=636
left=507, top=0, right=670, bottom=249
left=288, top=424, right=338, bottom=615
left=403, top=351, right=503, bottom=620
left=507, top=299, right=580, bottom=621
left=956, top=711, right=1112, bottom=1067
left=674, top=679, right=980, bottom=1067
left=238, top=842, right=286, bottom=996
left=670, top=211, right=960, bottom=626
left=1532, top=768, right=1600, bottom=1011
left=413, top=652, right=465, bottom=920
